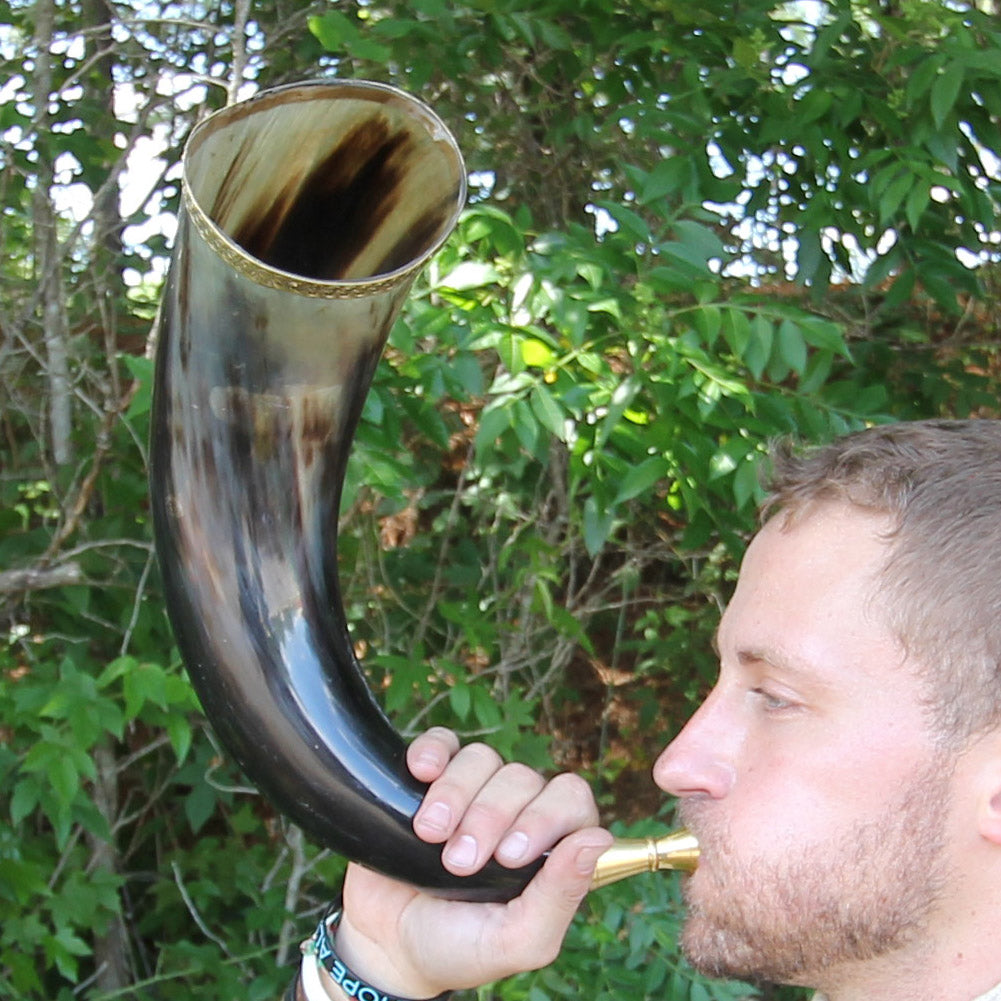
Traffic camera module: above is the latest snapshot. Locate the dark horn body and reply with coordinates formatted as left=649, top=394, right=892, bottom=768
left=150, top=80, right=539, bottom=901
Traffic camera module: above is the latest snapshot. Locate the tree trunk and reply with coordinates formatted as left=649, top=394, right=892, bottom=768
left=82, top=0, right=126, bottom=394
left=30, top=0, right=73, bottom=469
left=86, top=742, right=131, bottom=993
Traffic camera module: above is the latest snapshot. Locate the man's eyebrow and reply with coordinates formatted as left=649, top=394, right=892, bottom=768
left=715, top=624, right=830, bottom=685
left=734, top=645, right=831, bottom=687
left=737, top=646, right=792, bottom=670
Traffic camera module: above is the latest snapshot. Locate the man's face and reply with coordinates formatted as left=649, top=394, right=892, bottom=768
left=653, top=501, right=955, bottom=986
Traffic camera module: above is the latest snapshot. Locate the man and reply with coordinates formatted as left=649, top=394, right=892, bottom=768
left=304, top=419, right=1001, bottom=1001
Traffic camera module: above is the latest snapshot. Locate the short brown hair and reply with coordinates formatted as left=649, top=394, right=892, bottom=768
left=763, top=419, right=1001, bottom=741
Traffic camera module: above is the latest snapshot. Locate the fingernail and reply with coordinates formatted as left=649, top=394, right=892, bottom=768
left=414, top=748, right=442, bottom=770
left=419, top=801, right=452, bottom=833
left=497, top=831, right=529, bottom=862
left=574, top=842, right=606, bottom=875
left=444, top=834, right=478, bottom=869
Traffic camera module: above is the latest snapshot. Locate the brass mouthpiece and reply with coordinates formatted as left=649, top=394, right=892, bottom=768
left=590, top=828, right=699, bottom=891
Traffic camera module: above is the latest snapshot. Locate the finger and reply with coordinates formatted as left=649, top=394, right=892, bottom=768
left=413, top=741, right=503, bottom=844
left=407, top=726, right=461, bottom=783
left=494, top=772, right=599, bottom=867
left=494, top=827, right=614, bottom=975
left=440, top=762, right=546, bottom=873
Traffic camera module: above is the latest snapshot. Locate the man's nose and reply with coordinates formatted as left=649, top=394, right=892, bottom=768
left=652, top=689, right=738, bottom=799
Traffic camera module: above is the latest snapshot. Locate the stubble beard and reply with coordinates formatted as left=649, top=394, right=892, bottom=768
left=677, top=757, right=954, bottom=987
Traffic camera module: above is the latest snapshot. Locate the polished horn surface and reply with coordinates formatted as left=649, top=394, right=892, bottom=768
left=150, top=80, right=540, bottom=901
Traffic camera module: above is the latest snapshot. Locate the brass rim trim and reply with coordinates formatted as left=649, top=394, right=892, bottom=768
left=182, top=187, right=421, bottom=300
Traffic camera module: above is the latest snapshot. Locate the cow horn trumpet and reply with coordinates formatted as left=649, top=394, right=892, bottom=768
left=150, top=79, right=697, bottom=906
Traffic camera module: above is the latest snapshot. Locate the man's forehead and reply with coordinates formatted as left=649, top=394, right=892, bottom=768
left=740, top=500, right=895, bottom=585
left=717, top=503, right=905, bottom=676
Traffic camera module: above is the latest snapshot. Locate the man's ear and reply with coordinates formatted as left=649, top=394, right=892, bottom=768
left=975, top=730, right=1001, bottom=846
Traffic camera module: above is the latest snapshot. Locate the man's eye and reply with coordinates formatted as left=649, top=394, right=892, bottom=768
left=751, top=688, right=793, bottom=711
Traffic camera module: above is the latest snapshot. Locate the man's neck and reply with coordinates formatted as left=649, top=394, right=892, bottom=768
left=809, top=880, right=1001, bottom=1001
left=814, top=951, right=1001, bottom=1001
left=817, top=980, right=1001, bottom=1001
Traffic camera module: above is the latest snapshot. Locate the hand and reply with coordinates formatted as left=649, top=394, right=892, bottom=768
left=335, top=727, right=613, bottom=997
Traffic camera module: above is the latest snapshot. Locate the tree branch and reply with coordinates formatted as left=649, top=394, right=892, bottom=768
left=0, top=562, right=83, bottom=595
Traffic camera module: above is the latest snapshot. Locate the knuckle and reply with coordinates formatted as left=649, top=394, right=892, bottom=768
left=499, top=761, right=544, bottom=788
left=461, top=799, right=508, bottom=830
left=420, top=725, right=459, bottom=748
left=429, top=774, right=472, bottom=802
left=549, top=771, right=595, bottom=811
left=461, top=741, right=503, bottom=769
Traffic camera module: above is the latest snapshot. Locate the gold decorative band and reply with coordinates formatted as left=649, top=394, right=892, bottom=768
left=182, top=186, right=420, bottom=300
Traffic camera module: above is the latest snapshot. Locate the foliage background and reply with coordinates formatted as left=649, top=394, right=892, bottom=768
left=2, top=1, right=1000, bottom=999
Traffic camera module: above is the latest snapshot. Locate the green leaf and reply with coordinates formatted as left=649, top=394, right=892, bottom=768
left=450, top=352, right=484, bottom=396
left=638, top=159, right=689, bottom=204
left=308, top=11, right=358, bottom=50
left=370, top=17, right=422, bottom=39
left=475, top=403, right=511, bottom=454
left=879, top=170, right=915, bottom=224
left=521, top=338, right=555, bottom=368
left=22, top=735, right=60, bottom=775
left=346, top=37, right=392, bottom=62
left=905, top=181, right=930, bottom=231
left=472, top=686, right=502, bottom=728
left=744, top=315, right=773, bottom=380
left=529, top=386, right=566, bottom=441
left=165, top=714, right=193, bottom=764
left=10, top=778, right=40, bottom=825
left=775, top=319, right=807, bottom=377
left=184, top=782, right=217, bottom=834
left=536, top=18, right=573, bottom=50
left=534, top=578, right=554, bottom=623
left=594, top=375, right=640, bottom=451
left=613, top=457, right=670, bottom=505
left=672, top=219, right=726, bottom=264
left=799, top=349, right=835, bottom=394
left=796, top=87, right=833, bottom=124
left=123, top=662, right=168, bottom=719
left=691, top=305, right=722, bottom=346
left=548, top=604, right=593, bottom=654
left=45, top=927, right=91, bottom=981
left=0, top=857, right=49, bottom=904
left=439, top=261, right=501, bottom=291
left=97, top=654, right=136, bottom=688
left=48, top=755, right=80, bottom=807
left=689, top=982, right=712, bottom=1001
left=595, top=200, right=649, bottom=241
left=864, top=245, right=902, bottom=289
left=799, top=317, right=850, bottom=357
left=930, top=64, right=964, bottom=129
left=513, top=398, right=542, bottom=456
left=883, top=267, right=917, bottom=310
left=582, top=496, right=615, bottom=557
left=906, top=53, right=944, bottom=106
left=449, top=683, right=471, bottom=721
left=121, top=353, right=153, bottom=417
left=732, top=455, right=761, bottom=511
left=796, top=229, right=824, bottom=285
left=586, top=296, right=623, bottom=320
left=722, top=308, right=751, bottom=357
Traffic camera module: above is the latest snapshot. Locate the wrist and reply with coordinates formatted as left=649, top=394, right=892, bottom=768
left=299, top=905, right=450, bottom=1001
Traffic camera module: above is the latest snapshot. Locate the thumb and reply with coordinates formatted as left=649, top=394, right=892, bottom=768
left=497, top=827, right=614, bottom=974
